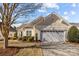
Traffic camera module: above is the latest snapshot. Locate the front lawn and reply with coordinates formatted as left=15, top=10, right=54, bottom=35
left=0, top=41, right=20, bottom=56
left=0, top=40, right=42, bottom=56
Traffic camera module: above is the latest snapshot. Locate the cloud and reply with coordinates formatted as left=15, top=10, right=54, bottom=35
left=38, top=3, right=59, bottom=13
left=38, top=9, right=47, bottom=13
left=72, top=3, right=76, bottom=7
left=71, top=11, right=76, bottom=15
left=64, top=11, right=68, bottom=15
left=42, top=3, right=60, bottom=9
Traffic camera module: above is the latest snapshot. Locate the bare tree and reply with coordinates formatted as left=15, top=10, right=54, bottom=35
left=0, top=3, right=42, bottom=49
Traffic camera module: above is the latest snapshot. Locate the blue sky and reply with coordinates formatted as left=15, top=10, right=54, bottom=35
left=13, top=3, right=79, bottom=27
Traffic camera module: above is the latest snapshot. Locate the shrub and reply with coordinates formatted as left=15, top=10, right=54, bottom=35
left=21, top=36, right=34, bottom=42
left=22, top=36, right=27, bottom=41
left=37, top=40, right=42, bottom=42
left=13, top=37, right=17, bottom=40
left=18, top=37, right=22, bottom=40
left=76, top=30, right=79, bottom=39
left=8, top=37, right=11, bottom=40
left=67, top=26, right=79, bottom=42
left=22, top=36, right=30, bottom=41
left=28, top=36, right=34, bottom=42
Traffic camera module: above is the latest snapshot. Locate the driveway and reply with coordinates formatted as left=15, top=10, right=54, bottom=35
left=41, top=42, right=79, bottom=56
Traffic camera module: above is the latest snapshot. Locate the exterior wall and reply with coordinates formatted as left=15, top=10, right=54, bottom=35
left=17, top=28, right=23, bottom=37
left=17, top=28, right=35, bottom=37
left=8, top=32, right=15, bottom=38
left=23, top=28, right=34, bottom=36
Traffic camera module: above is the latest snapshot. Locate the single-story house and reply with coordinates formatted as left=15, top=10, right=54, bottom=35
left=70, top=23, right=79, bottom=29
left=17, top=13, right=73, bottom=43
left=0, top=22, right=16, bottom=40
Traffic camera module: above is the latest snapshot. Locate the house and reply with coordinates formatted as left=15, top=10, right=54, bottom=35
left=0, top=22, right=16, bottom=40
left=17, top=13, right=72, bottom=43
left=70, top=23, right=79, bottom=29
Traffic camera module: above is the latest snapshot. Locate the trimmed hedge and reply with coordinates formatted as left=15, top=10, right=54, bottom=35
left=27, top=36, right=34, bottom=42
left=19, top=36, right=34, bottom=42
left=67, top=26, right=79, bottom=43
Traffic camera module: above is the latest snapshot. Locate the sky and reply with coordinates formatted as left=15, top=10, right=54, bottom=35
left=12, top=3, right=79, bottom=27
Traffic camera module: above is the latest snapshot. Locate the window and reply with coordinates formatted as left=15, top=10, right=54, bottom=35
left=26, top=31, right=32, bottom=36
left=29, top=31, right=32, bottom=36
left=26, top=31, right=28, bottom=36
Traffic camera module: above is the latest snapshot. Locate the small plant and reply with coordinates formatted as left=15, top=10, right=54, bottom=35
left=13, top=37, right=17, bottom=40
left=8, top=37, right=11, bottom=40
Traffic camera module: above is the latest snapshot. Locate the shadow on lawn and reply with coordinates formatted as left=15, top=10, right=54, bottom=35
left=8, top=45, right=41, bottom=48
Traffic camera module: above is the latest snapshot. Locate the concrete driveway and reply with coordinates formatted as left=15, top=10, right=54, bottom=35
left=41, top=42, right=79, bottom=56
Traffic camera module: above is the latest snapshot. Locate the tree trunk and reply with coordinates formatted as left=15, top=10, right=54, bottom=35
left=1, top=24, right=9, bottom=49
left=3, top=36, right=8, bottom=49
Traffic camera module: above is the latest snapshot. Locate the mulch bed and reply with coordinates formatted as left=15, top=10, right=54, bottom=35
left=0, top=48, right=20, bottom=56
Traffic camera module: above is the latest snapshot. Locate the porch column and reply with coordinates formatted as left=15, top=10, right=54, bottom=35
left=33, top=25, right=36, bottom=40
left=64, top=31, right=66, bottom=42
left=64, top=31, right=68, bottom=42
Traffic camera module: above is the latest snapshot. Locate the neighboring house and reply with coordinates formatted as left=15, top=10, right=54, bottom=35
left=17, top=13, right=72, bottom=43
left=0, top=22, right=16, bottom=40
left=70, top=23, right=79, bottom=29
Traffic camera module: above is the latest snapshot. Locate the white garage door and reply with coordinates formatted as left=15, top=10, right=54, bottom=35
left=41, top=31, right=65, bottom=42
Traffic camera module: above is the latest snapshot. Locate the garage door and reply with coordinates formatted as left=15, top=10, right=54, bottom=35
left=41, top=31, right=65, bottom=42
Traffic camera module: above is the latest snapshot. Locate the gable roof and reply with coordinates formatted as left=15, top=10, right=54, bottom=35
left=17, top=13, right=70, bottom=29
left=17, top=16, right=44, bottom=29
left=17, top=23, right=33, bottom=30
left=30, top=16, right=44, bottom=25
left=33, top=13, right=70, bottom=26
left=52, top=13, right=70, bottom=25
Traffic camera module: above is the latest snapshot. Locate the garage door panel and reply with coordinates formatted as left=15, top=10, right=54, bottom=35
left=42, top=31, right=64, bottom=42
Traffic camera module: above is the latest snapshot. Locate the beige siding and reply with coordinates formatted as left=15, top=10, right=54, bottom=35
left=9, top=32, right=15, bottom=37
left=17, top=28, right=35, bottom=37
left=23, top=28, right=34, bottom=36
